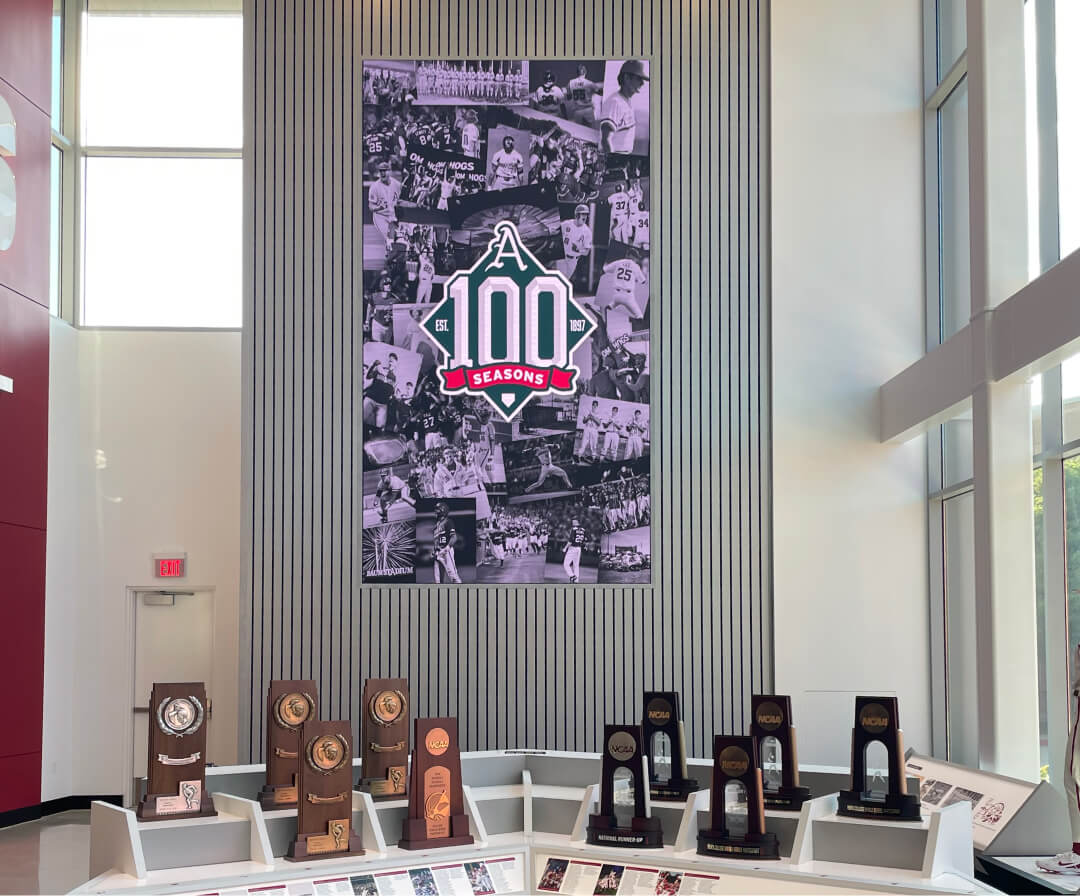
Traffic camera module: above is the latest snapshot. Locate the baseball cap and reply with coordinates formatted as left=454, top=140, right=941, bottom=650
left=377, top=161, right=390, bottom=171
left=619, top=60, right=649, bottom=81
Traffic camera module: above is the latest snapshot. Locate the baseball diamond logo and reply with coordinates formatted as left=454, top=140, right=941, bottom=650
left=421, top=221, right=596, bottom=421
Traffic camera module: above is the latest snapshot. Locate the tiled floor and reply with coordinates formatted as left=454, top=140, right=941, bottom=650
left=0, top=811, right=91, bottom=896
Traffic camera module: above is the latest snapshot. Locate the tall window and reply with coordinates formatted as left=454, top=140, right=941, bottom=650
left=922, top=0, right=1080, bottom=782
left=54, top=0, right=243, bottom=327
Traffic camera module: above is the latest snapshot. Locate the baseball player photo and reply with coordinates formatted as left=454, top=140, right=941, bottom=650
left=414, top=498, right=477, bottom=584
left=367, top=162, right=402, bottom=237
left=600, top=59, right=650, bottom=155
left=488, top=132, right=527, bottom=190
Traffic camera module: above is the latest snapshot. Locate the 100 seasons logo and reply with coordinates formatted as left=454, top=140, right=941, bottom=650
left=421, top=222, right=596, bottom=421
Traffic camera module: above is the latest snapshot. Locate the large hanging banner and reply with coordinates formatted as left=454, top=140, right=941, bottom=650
left=360, top=59, right=651, bottom=585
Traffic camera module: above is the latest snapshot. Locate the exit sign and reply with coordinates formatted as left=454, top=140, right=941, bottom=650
left=153, top=554, right=186, bottom=578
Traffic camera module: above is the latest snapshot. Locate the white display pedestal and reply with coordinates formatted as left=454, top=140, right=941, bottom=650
left=74, top=751, right=998, bottom=895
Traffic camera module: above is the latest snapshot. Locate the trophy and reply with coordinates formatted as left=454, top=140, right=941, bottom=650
left=697, top=735, right=779, bottom=860
left=259, top=680, right=317, bottom=809
left=358, top=678, right=409, bottom=799
left=137, top=682, right=217, bottom=821
left=400, top=718, right=474, bottom=850
left=285, top=720, right=365, bottom=860
left=642, top=691, right=697, bottom=800
left=750, top=695, right=811, bottom=810
left=586, top=724, right=663, bottom=848
left=837, top=696, right=921, bottom=821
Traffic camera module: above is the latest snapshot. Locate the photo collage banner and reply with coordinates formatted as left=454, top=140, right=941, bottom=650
left=360, top=59, right=652, bottom=585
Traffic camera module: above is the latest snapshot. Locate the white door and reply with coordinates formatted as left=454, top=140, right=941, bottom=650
left=131, top=590, right=214, bottom=797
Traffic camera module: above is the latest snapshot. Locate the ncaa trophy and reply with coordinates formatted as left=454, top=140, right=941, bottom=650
left=837, top=696, right=921, bottom=821
left=259, top=680, right=317, bottom=809
left=358, top=678, right=409, bottom=799
left=586, top=724, right=663, bottom=848
left=137, top=683, right=217, bottom=821
left=697, top=735, right=779, bottom=860
left=642, top=691, right=697, bottom=800
left=286, top=720, right=365, bottom=860
left=750, top=694, right=811, bottom=811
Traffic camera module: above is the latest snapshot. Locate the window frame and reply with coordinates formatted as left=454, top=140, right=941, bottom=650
left=53, top=0, right=243, bottom=330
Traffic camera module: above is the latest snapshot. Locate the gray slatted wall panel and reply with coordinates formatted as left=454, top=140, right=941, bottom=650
left=241, top=0, right=771, bottom=762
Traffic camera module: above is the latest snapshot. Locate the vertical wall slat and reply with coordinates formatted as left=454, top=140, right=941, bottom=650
left=242, top=0, right=771, bottom=761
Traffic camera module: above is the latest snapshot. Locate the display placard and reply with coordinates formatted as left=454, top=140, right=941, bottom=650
left=905, top=752, right=1043, bottom=853
left=359, top=58, right=653, bottom=586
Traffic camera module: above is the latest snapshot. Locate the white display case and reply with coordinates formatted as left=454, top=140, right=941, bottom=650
left=74, top=750, right=999, bottom=895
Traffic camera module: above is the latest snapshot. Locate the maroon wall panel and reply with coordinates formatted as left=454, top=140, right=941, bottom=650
left=0, top=0, right=51, bottom=815
left=0, top=285, right=48, bottom=531
left=0, top=753, right=42, bottom=813
left=0, top=523, right=45, bottom=763
left=0, top=82, right=50, bottom=308
left=0, top=0, right=52, bottom=115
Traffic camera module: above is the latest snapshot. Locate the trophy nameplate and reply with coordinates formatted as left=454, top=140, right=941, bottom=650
left=285, top=721, right=365, bottom=861
left=642, top=691, right=697, bottom=800
left=400, top=718, right=474, bottom=850
left=259, top=680, right=318, bottom=810
left=586, top=724, right=663, bottom=848
left=750, top=694, right=811, bottom=811
left=358, top=678, right=409, bottom=800
left=697, top=735, right=779, bottom=860
left=837, top=696, right=921, bottom=821
left=136, top=682, right=217, bottom=822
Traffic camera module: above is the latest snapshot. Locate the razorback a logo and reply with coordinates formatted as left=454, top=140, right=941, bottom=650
left=421, top=221, right=595, bottom=421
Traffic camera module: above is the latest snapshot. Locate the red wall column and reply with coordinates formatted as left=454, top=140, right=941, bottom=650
left=0, top=0, right=51, bottom=815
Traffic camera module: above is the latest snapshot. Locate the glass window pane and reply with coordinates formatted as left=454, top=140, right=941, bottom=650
left=939, top=78, right=970, bottom=341
left=83, top=12, right=242, bottom=147
left=83, top=157, right=241, bottom=327
left=943, top=413, right=974, bottom=487
left=1057, top=1, right=1080, bottom=260
left=1065, top=354, right=1080, bottom=443
left=50, top=146, right=61, bottom=317
left=1032, top=373, right=1043, bottom=456
left=944, top=491, right=978, bottom=767
left=1066, top=458, right=1080, bottom=683
left=937, top=0, right=967, bottom=80
left=52, top=0, right=62, bottom=128
left=1025, top=0, right=1041, bottom=281
left=1035, top=465, right=1048, bottom=776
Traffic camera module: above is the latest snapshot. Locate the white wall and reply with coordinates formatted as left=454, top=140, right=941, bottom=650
left=42, top=319, right=84, bottom=800
left=771, top=0, right=931, bottom=764
left=43, top=328, right=242, bottom=798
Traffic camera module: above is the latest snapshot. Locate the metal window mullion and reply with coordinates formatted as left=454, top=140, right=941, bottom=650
left=81, top=146, right=243, bottom=159
left=929, top=495, right=948, bottom=757
left=926, top=51, right=969, bottom=112
left=923, top=0, right=939, bottom=101
left=929, top=476, right=974, bottom=504
left=1035, top=0, right=1061, bottom=275
left=1034, top=0, right=1066, bottom=794
left=1042, top=366, right=1068, bottom=792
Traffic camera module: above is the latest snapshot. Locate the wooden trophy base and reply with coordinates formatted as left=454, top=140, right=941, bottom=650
left=649, top=776, right=699, bottom=801
left=399, top=815, right=474, bottom=850
left=258, top=783, right=299, bottom=810
left=285, top=830, right=365, bottom=862
left=360, top=770, right=407, bottom=801
left=136, top=792, right=217, bottom=823
left=763, top=784, right=812, bottom=811
left=697, top=828, right=780, bottom=860
left=586, top=814, right=664, bottom=848
left=837, top=789, right=922, bottom=822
